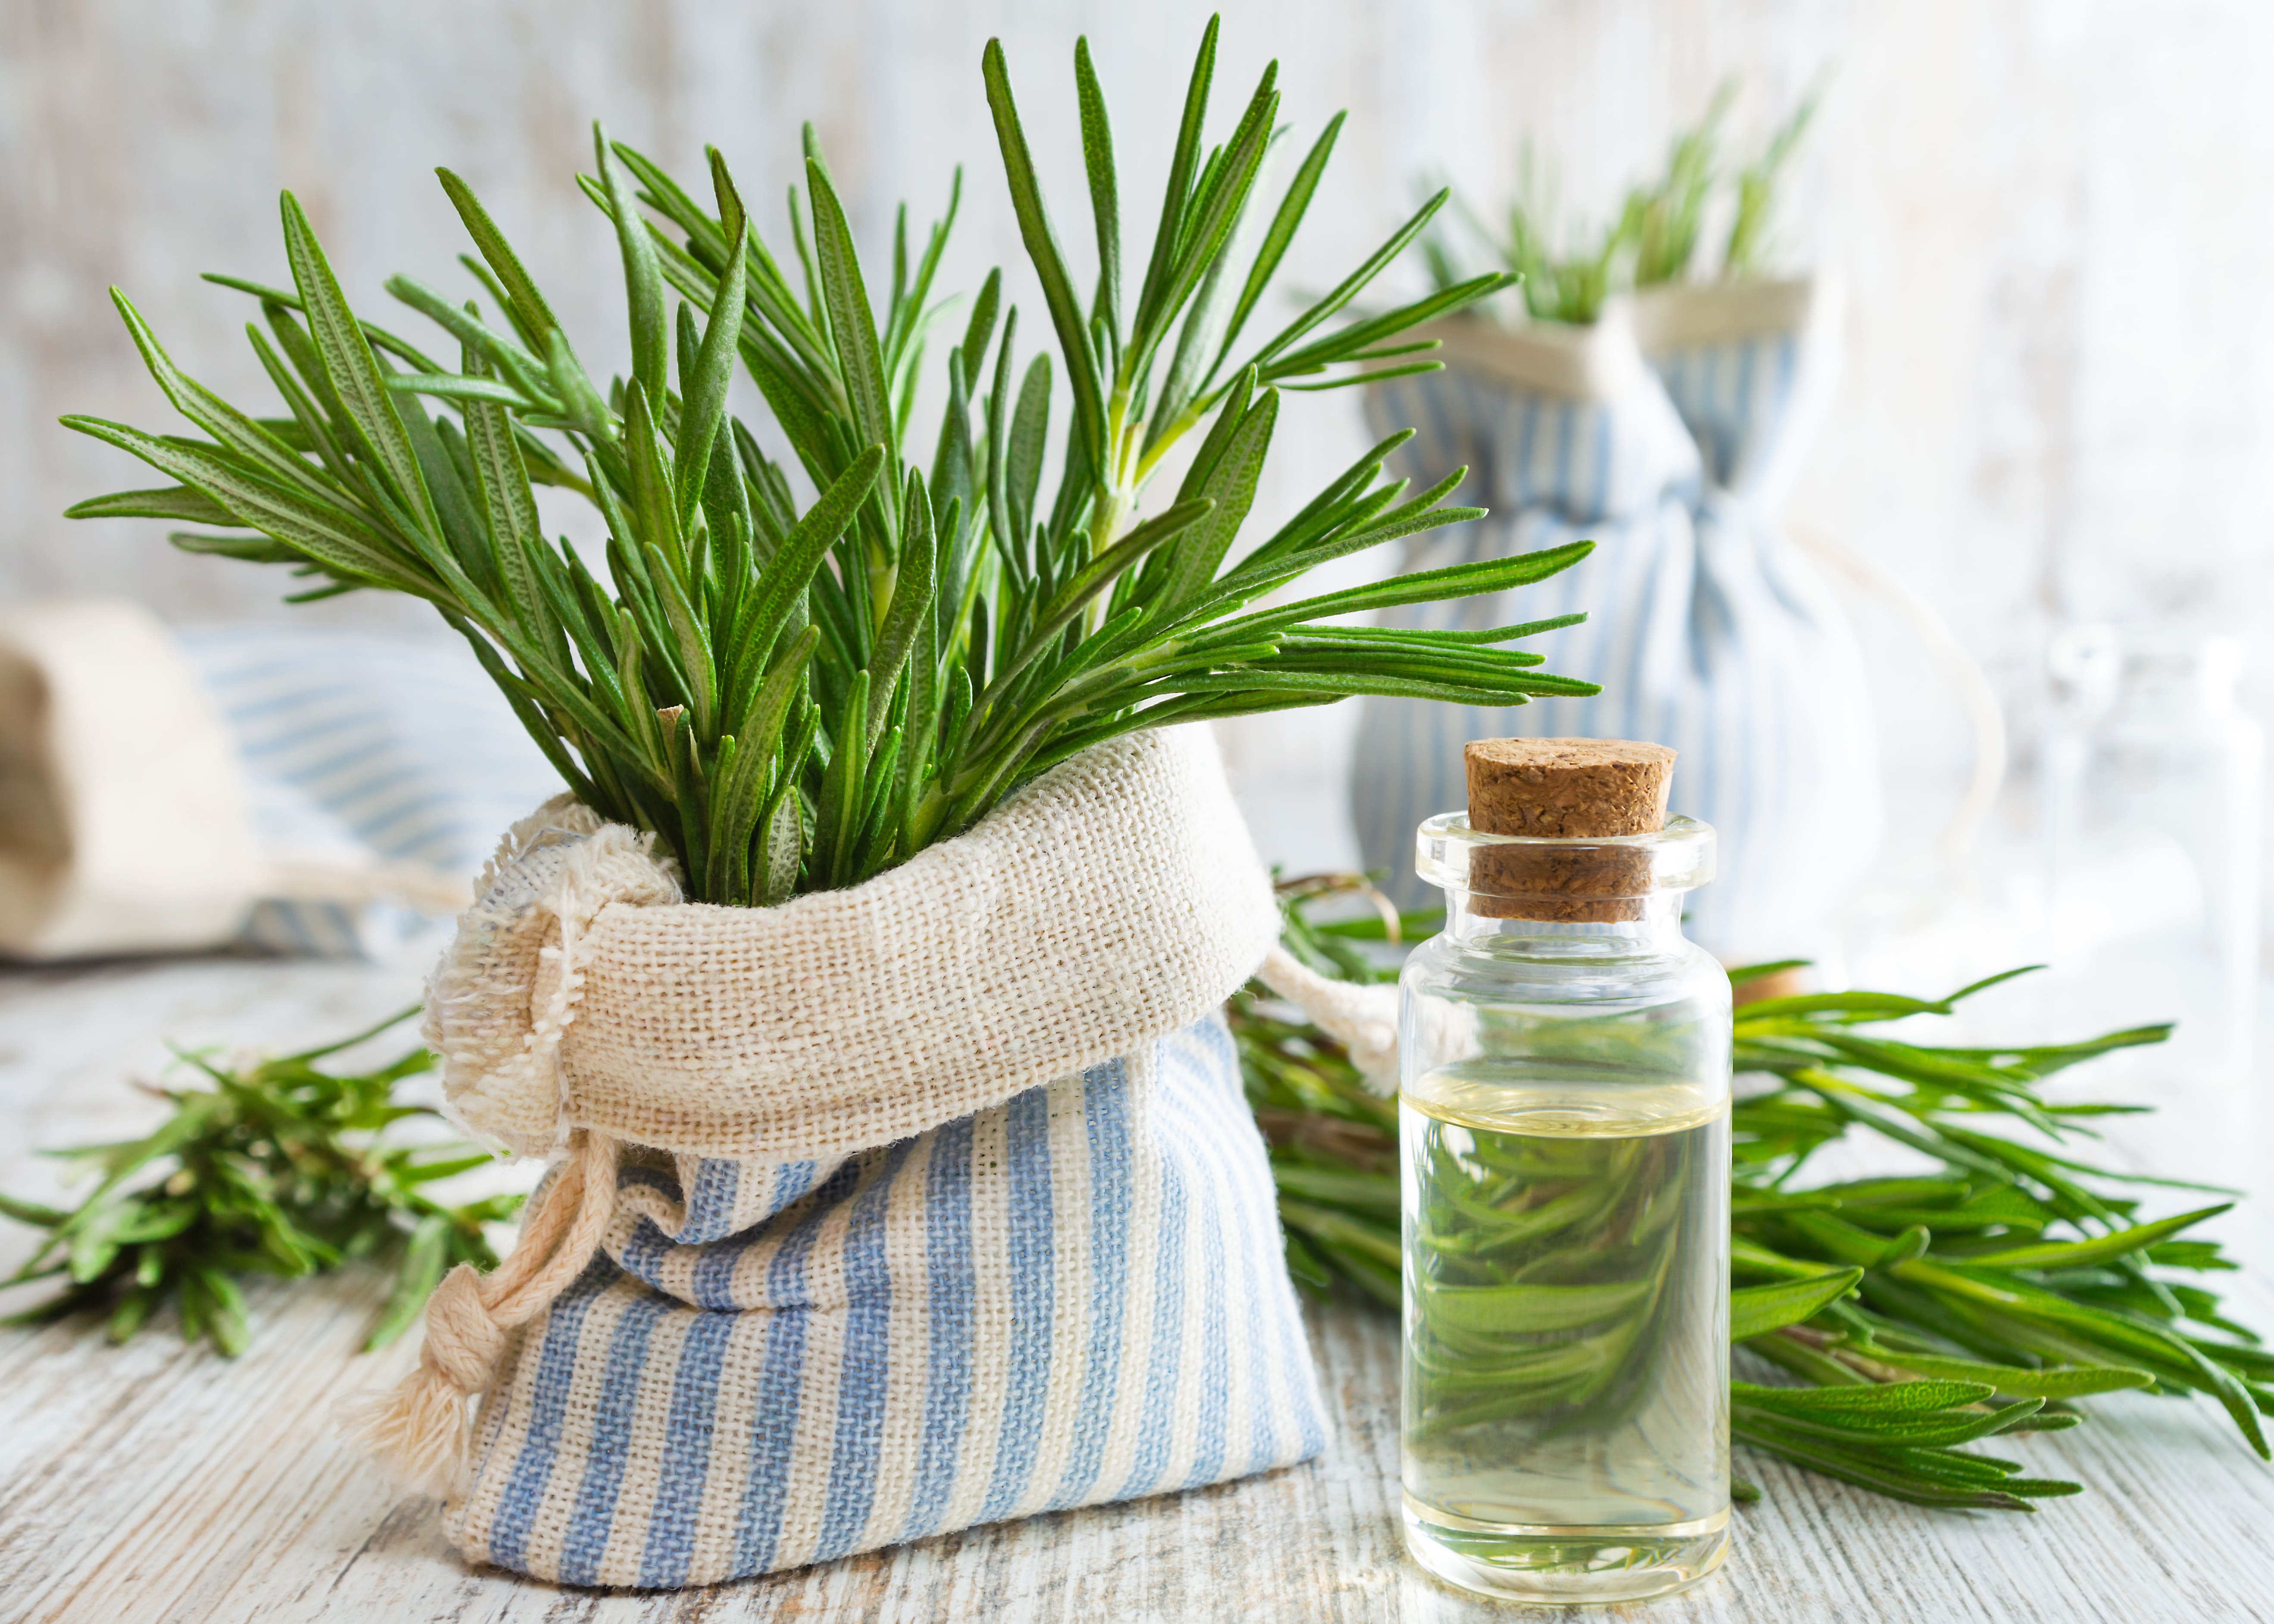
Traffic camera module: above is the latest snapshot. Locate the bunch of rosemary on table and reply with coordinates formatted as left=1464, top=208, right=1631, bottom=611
left=1241, top=878, right=2270, bottom=1512
left=0, top=1011, right=508, bottom=1356
left=66, top=16, right=1593, bottom=906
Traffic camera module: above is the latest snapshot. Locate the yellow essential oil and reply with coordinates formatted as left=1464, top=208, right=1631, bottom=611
left=1401, top=1066, right=1729, bottom=1599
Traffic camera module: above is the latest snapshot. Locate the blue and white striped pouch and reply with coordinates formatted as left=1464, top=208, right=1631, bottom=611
left=368, top=725, right=1323, bottom=1586
left=445, top=1016, right=1323, bottom=1586
left=1351, top=285, right=1878, bottom=959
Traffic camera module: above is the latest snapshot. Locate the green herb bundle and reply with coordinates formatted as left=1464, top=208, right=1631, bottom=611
left=1429, top=79, right=1822, bottom=324
left=0, top=1011, right=511, bottom=1356
left=1436, top=145, right=1631, bottom=327
left=65, top=19, right=1595, bottom=906
left=1240, top=880, right=2269, bottom=1512
left=1628, top=81, right=1736, bottom=289
left=1721, top=91, right=1820, bottom=280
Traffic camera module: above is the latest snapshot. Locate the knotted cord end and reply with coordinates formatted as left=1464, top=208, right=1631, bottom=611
left=337, top=1132, right=618, bottom=1501
left=337, top=1346, right=479, bottom=1502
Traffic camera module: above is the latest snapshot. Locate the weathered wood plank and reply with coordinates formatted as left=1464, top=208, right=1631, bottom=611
left=1, top=958, right=2270, bottom=1623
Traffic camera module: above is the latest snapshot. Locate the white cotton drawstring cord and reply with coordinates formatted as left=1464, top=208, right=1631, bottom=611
left=339, top=1127, right=619, bottom=1500
left=1254, top=945, right=1401, bottom=1093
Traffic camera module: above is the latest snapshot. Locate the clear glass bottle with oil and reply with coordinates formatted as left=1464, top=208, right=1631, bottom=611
left=1400, top=807, right=1731, bottom=1604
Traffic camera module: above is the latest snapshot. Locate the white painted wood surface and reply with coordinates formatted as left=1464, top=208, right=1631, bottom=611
left=2, top=955, right=2271, bottom=1623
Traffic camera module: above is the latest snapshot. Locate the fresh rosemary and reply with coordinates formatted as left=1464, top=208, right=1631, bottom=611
left=1239, top=879, right=2270, bottom=1512
left=0, top=1010, right=513, bottom=1356
left=65, top=19, right=1595, bottom=906
left=1429, top=79, right=1822, bottom=324
left=1721, top=89, right=1820, bottom=280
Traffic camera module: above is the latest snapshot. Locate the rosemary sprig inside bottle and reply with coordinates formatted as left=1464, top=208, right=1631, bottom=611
left=1238, top=877, right=2271, bottom=1513
left=0, top=1009, right=515, bottom=1356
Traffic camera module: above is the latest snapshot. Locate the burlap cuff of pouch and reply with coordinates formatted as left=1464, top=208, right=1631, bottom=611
left=424, top=723, right=1289, bottom=1164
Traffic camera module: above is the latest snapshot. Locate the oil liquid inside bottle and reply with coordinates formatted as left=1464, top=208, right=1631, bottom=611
left=1401, top=1062, right=1730, bottom=1601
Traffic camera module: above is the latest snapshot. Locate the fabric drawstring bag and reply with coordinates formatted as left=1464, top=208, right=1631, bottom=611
left=1349, top=281, right=1880, bottom=959
left=0, top=601, right=557, bottom=962
left=349, top=723, right=1332, bottom=1587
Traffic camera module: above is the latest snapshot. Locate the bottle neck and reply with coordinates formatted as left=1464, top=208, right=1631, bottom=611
left=1441, top=888, right=1689, bottom=952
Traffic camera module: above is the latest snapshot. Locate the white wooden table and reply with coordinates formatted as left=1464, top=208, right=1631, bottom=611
left=3, top=956, right=2271, bottom=1624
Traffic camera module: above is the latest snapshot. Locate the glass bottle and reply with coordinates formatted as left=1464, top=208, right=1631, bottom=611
left=1399, top=810, right=1732, bottom=1604
left=2042, top=628, right=2264, bottom=1181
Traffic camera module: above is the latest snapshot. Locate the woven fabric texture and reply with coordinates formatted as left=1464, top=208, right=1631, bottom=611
left=428, top=725, right=1284, bottom=1162
left=446, top=1015, right=1325, bottom=1587
left=180, top=626, right=561, bottom=959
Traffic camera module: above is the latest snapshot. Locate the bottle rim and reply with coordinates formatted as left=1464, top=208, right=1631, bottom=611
left=1415, top=811, right=1717, bottom=901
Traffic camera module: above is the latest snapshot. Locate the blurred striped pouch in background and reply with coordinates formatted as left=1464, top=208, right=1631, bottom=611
left=1350, top=283, right=1879, bottom=960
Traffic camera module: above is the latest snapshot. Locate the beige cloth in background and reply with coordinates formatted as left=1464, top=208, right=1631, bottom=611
left=0, top=600, right=529, bottom=961
left=0, top=600, right=264, bottom=958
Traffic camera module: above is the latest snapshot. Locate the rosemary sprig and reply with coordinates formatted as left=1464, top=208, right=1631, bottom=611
left=1628, top=81, right=1735, bottom=288
left=1722, top=88, right=1821, bottom=279
left=1437, top=143, right=1631, bottom=325
left=1426, top=78, right=1821, bottom=322
left=65, top=19, right=1594, bottom=906
left=1236, top=879, right=2269, bottom=1512
left=0, top=1010, right=515, bottom=1356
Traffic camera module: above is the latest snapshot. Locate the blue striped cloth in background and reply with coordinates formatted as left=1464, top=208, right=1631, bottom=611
left=175, top=626, right=559, bottom=958
left=445, top=1013, right=1326, bottom=1587
left=1351, top=313, right=1878, bottom=959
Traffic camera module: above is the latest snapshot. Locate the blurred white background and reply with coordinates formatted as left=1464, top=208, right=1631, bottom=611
left=6, top=0, right=2272, bottom=1169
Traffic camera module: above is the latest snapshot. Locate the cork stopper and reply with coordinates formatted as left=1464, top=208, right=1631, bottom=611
left=1463, top=738, right=1676, bottom=921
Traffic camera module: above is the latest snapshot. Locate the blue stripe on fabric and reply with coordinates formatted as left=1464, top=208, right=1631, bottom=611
left=1732, top=340, right=1758, bottom=488
left=1551, top=401, right=1576, bottom=517
left=307, top=766, right=439, bottom=821
left=1192, top=1021, right=1295, bottom=1477
left=635, top=1306, right=737, bottom=1587
left=731, top=1159, right=860, bottom=1573
left=1589, top=406, right=1614, bottom=522
left=1047, top=1054, right=1133, bottom=1509
left=1419, top=373, right=1459, bottom=502
left=244, top=723, right=400, bottom=773
left=683, top=1159, right=743, bottom=1243
left=978, top=1085, right=1057, bottom=1521
left=1164, top=1043, right=1231, bottom=1491
left=1514, top=394, right=1541, bottom=508
left=1119, top=1101, right=1191, bottom=1499
left=483, top=1254, right=618, bottom=1574
left=556, top=1285, right=674, bottom=1585
left=1620, top=510, right=1665, bottom=748
left=212, top=686, right=367, bottom=728
left=767, top=1159, right=819, bottom=1219
left=687, top=1159, right=817, bottom=1309
left=1181, top=1018, right=1285, bottom=1477
left=729, top=1302, right=810, bottom=1577
left=901, top=1116, right=975, bottom=1540
left=811, top=1141, right=917, bottom=1563
left=1699, top=345, right=1723, bottom=480
left=219, top=710, right=375, bottom=744
left=351, top=788, right=512, bottom=847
